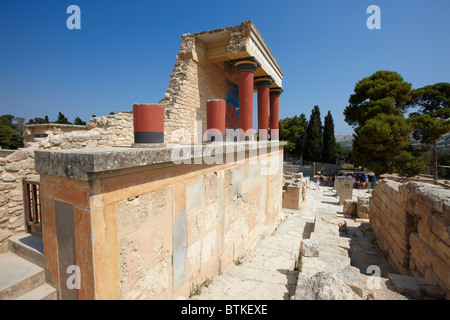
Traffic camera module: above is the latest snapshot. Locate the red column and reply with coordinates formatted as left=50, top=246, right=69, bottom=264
left=206, top=99, right=226, bottom=142
left=255, top=77, right=273, bottom=141
left=270, top=88, right=283, bottom=141
left=133, top=103, right=164, bottom=144
left=234, top=60, right=259, bottom=141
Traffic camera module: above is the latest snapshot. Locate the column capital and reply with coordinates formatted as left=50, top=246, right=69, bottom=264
left=231, top=57, right=260, bottom=73
left=255, top=76, right=273, bottom=87
left=269, top=87, right=283, bottom=96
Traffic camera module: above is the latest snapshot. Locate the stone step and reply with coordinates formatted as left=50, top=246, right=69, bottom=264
left=0, top=252, right=46, bottom=300
left=15, top=283, right=58, bottom=300
left=8, top=234, right=46, bottom=269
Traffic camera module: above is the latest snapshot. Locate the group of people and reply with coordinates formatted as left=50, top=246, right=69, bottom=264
left=314, top=173, right=375, bottom=190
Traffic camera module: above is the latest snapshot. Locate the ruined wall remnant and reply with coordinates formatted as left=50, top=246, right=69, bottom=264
left=370, top=179, right=450, bottom=298
left=282, top=173, right=307, bottom=210
left=159, top=23, right=249, bottom=143
left=0, top=111, right=135, bottom=252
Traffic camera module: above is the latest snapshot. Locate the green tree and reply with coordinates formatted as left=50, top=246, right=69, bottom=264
left=344, top=70, right=413, bottom=127
left=408, top=82, right=450, bottom=181
left=279, top=114, right=308, bottom=156
left=55, top=112, right=71, bottom=124
left=352, top=114, right=425, bottom=176
left=304, top=106, right=323, bottom=161
left=73, top=117, right=87, bottom=125
left=344, top=71, right=424, bottom=176
left=0, top=114, right=24, bottom=149
left=336, top=142, right=352, bottom=164
left=322, top=111, right=337, bottom=163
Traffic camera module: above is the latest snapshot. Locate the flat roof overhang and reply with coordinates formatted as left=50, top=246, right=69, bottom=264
left=194, top=21, right=284, bottom=90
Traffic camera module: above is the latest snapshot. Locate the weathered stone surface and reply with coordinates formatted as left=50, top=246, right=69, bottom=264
left=5, top=162, right=21, bottom=172
left=0, top=228, right=12, bottom=242
left=300, top=239, right=319, bottom=257
left=294, top=271, right=361, bottom=300
left=343, top=199, right=357, bottom=217
left=6, top=150, right=28, bottom=163
left=336, top=266, right=370, bottom=299
left=35, top=142, right=286, bottom=180
left=1, top=173, right=16, bottom=182
left=370, top=179, right=450, bottom=297
left=356, top=196, right=370, bottom=219
left=388, top=273, right=445, bottom=300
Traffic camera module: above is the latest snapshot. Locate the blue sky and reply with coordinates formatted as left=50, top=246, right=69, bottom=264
left=0, top=0, right=449, bottom=135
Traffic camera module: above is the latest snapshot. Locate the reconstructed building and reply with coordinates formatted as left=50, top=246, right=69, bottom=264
left=0, top=20, right=287, bottom=300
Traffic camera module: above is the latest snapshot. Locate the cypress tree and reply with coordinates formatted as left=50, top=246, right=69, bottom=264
left=304, top=106, right=323, bottom=161
left=322, top=111, right=337, bottom=163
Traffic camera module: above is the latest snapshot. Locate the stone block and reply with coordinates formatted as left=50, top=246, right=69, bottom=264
left=387, top=273, right=445, bottom=300
left=343, top=199, right=357, bottom=216
left=294, top=271, right=361, bottom=300
left=282, top=184, right=302, bottom=210
left=6, top=151, right=28, bottom=163
left=186, top=177, right=205, bottom=215
left=300, top=239, right=319, bottom=257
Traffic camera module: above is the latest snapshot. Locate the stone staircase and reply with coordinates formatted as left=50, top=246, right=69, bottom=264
left=0, top=234, right=57, bottom=300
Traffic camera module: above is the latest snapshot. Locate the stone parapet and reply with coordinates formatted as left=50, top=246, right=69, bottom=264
left=34, top=142, right=285, bottom=299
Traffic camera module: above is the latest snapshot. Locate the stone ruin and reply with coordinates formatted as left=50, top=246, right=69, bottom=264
left=0, top=20, right=290, bottom=300
left=282, top=173, right=308, bottom=210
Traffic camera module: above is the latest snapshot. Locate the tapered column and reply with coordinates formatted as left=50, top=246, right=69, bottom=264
left=255, top=77, right=273, bottom=141
left=234, top=59, right=259, bottom=141
left=206, top=99, right=226, bottom=142
left=269, top=88, right=283, bottom=141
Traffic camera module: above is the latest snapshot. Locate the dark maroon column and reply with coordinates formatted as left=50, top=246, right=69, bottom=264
left=206, top=99, right=226, bottom=142
left=269, top=88, right=283, bottom=141
left=133, top=103, right=164, bottom=143
left=255, top=77, right=273, bottom=141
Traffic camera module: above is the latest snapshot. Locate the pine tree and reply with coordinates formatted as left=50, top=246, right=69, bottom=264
left=74, top=117, right=86, bottom=125
left=322, top=111, right=337, bottom=163
left=304, top=106, right=323, bottom=161
left=55, top=112, right=71, bottom=124
left=343, top=71, right=426, bottom=176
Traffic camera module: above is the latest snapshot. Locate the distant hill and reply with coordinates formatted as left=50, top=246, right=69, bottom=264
left=335, top=135, right=353, bottom=148
left=411, top=132, right=450, bottom=152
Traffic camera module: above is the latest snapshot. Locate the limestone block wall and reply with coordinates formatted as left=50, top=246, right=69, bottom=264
left=369, top=179, right=450, bottom=298
left=117, top=152, right=283, bottom=299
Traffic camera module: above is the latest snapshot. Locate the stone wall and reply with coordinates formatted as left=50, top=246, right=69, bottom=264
left=35, top=143, right=285, bottom=299
left=0, top=149, right=38, bottom=252
left=30, top=111, right=134, bottom=150
left=0, top=111, right=134, bottom=252
left=117, top=153, right=283, bottom=299
left=370, top=179, right=450, bottom=298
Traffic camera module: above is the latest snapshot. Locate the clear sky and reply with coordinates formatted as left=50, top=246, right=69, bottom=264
left=0, top=0, right=449, bottom=135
